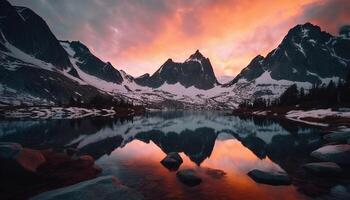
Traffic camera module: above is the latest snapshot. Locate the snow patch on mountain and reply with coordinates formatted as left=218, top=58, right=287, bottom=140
left=0, top=31, right=55, bottom=71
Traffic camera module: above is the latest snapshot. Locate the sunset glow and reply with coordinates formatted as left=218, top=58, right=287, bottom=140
left=9, top=0, right=350, bottom=77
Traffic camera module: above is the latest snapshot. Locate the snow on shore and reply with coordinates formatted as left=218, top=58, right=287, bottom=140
left=286, top=109, right=350, bottom=127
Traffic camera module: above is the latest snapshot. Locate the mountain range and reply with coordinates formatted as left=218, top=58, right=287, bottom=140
left=0, top=0, right=349, bottom=109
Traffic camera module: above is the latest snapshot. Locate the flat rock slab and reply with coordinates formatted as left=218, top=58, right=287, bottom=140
left=30, top=175, right=144, bottom=200
left=303, top=162, right=342, bottom=175
left=311, top=144, right=350, bottom=165
left=324, top=132, right=350, bottom=143
left=247, top=169, right=292, bottom=185
left=176, top=169, right=202, bottom=187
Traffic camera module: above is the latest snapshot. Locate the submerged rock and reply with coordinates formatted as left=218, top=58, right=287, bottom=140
left=161, top=152, right=183, bottom=171
left=205, top=168, right=226, bottom=179
left=324, top=132, right=350, bottom=143
left=311, top=144, right=350, bottom=165
left=30, top=175, right=144, bottom=200
left=176, top=169, right=202, bottom=186
left=247, top=169, right=292, bottom=185
left=302, top=162, right=342, bottom=175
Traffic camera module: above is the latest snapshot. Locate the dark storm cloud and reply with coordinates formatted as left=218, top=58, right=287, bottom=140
left=300, top=0, right=350, bottom=34
left=8, top=0, right=205, bottom=47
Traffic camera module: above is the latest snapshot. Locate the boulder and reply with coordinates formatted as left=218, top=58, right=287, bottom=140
left=324, top=132, right=350, bottom=143
left=30, top=175, right=144, bottom=200
left=17, top=148, right=46, bottom=172
left=0, top=143, right=45, bottom=172
left=161, top=152, right=183, bottom=171
left=311, top=144, right=350, bottom=165
left=176, top=169, right=202, bottom=186
left=302, top=162, right=342, bottom=175
left=247, top=169, right=292, bottom=185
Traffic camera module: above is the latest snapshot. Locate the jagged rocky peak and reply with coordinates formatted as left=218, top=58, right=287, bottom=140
left=187, top=49, right=206, bottom=60
left=280, top=22, right=332, bottom=46
left=61, top=40, right=123, bottom=84
left=135, top=50, right=218, bottom=90
left=230, top=22, right=349, bottom=87
left=0, top=0, right=72, bottom=70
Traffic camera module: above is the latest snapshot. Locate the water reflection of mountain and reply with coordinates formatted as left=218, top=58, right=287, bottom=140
left=136, top=128, right=217, bottom=165
left=0, top=117, right=133, bottom=149
left=0, top=111, right=323, bottom=169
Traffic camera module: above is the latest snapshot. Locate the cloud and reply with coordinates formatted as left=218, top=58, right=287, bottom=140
left=300, top=0, right=350, bottom=34
left=8, top=0, right=350, bottom=77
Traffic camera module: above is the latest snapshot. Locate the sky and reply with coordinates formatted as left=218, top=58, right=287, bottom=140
left=9, top=0, right=350, bottom=77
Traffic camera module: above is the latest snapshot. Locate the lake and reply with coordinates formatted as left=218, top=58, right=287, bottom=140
left=0, top=111, right=334, bottom=199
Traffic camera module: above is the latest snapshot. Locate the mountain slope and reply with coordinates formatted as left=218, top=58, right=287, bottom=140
left=0, top=1, right=72, bottom=70
left=0, top=0, right=114, bottom=106
left=60, top=41, right=123, bottom=84
left=135, top=50, right=219, bottom=90
left=225, top=23, right=350, bottom=101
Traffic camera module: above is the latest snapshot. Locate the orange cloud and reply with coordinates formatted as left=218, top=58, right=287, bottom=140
left=12, top=0, right=348, bottom=77
left=114, top=0, right=321, bottom=77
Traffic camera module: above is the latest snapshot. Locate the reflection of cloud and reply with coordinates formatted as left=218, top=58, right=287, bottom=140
left=9, top=0, right=350, bottom=77
left=98, top=139, right=303, bottom=199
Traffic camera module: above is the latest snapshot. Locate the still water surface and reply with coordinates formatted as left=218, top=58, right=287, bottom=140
left=0, top=111, right=327, bottom=199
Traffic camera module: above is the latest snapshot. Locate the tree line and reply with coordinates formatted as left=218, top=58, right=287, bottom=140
left=239, top=72, right=350, bottom=109
left=60, top=94, right=135, bottom=109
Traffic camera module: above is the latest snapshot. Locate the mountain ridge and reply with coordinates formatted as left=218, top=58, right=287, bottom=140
left=134, top=49, right=219, bottom=90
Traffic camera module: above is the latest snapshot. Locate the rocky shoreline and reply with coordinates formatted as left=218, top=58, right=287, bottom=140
left=232, top=107, right=350, bottom=131
left=0, top=142, right=103, bottom=199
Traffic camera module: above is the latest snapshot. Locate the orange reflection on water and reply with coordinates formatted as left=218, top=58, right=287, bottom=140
left=105, top=138, right=308, bottom=200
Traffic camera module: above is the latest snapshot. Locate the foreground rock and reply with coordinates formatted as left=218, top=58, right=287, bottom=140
left=324, top=132, right=350, bottom=143
left=302, top=162, right=342, bottom=175
left=247, top=169, right=292, bottom=185
left=311, top=144, right=350, bottom=165
left=30, top=176, right=144, bottom=200
left=0, top=143, right=101, bottom=199
left=176, top=169, right=202, bottom=186
left=0, top=142, right=46, bottom=172
left=161, top=152, right=183, bottom=171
